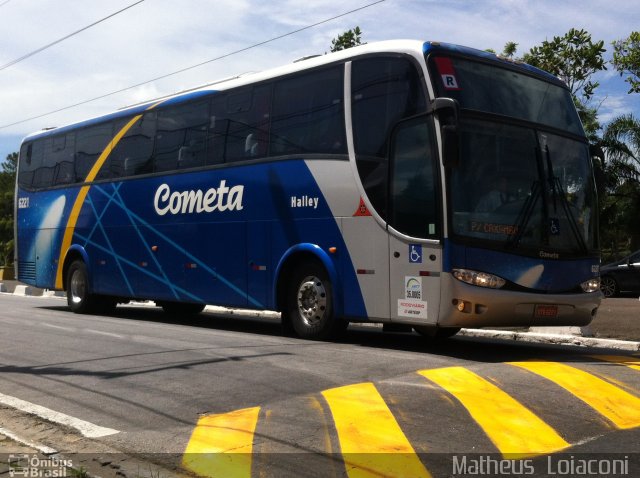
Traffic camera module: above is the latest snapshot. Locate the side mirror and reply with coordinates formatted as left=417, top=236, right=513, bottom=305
left=432, top=97, right=459, bottom=124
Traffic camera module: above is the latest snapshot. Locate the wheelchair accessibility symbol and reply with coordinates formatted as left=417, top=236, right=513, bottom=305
left=409, top=244, right=422, bottom=264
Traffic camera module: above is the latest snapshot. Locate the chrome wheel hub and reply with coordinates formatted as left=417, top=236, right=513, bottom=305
left=600, top=277, right=616, bottom=298
left=297, top=276, right=327, bottom=327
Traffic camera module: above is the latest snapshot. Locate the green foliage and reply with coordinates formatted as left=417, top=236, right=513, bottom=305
left=523, top=28, right=606, bottom=101
left=602, top=114, right=640, bottom=185
left=574, top=98, right=600, bottom=142
left=599, top=115, right=640, bottom=252
left=612, top=31, right=640, bottom=94
left=501, top=42, right=518, bottom=59
left=0, top=152, right=16, bottom=266
left=330, top=27, right=364, bottom=52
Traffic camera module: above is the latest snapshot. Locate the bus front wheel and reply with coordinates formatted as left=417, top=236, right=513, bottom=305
left=66, top=260, right=98, bottom=314
left=285, top=261, right=346, bottom=340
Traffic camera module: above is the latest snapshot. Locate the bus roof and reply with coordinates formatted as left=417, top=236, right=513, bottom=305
left=22, top=39, right=565, bottom=143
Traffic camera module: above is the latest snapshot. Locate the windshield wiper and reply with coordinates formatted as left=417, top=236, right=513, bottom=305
left=544, top=146, right=589, bottom=253
left=506, top=180, right=541, bottom=250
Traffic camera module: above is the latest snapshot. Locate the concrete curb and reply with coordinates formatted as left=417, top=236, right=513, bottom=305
left=458, top=328, right=640, bottom=351
left=0, top=426, right=58, bottom=455
left=12, top=285, right=33, bottom=296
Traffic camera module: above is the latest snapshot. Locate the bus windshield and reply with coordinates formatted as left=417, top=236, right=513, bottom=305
left=428, top=55, right=598, bottom=257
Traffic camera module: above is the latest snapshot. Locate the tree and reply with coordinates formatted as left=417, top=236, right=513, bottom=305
left=501, top=42, right=518, bottom=59
left=612, top=31, right=640, bottom=94
left=330, top=27, right=364, bottom=52
left=602, top=114, right=640, bottom=185
left=523, top=28, right=606, bottom=101
left=600, top=115, right=640, bottom=253
left=0, top=152, right=17, bottom=266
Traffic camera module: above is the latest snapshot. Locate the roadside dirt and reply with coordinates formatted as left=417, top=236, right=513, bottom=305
left=0, top=407, right=186, bottom=478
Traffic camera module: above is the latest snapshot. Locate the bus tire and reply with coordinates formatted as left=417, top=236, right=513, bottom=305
left=413, top=325, right=461, bottom=340
left=159, top=301, right=205, bottom=317
left=285, top=261, right=346, bottom=340
left=66, top=260, right=98, bottom=314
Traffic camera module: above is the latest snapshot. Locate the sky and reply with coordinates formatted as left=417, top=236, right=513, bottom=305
left=1, top=0, right=639, bottom=162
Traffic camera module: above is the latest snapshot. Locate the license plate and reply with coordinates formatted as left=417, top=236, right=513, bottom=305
left=535, top=305, right=558, bottom=318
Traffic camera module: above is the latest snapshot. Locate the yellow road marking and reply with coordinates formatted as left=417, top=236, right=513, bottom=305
left=322, top=382, right=431, bottom=478
left=590, top=355, right=640, bottom=372
left=418, top=367, right=569, bottom=458
left=509, top=361, right=640, bottom=429
left=182, top=406, right=260, bottom=478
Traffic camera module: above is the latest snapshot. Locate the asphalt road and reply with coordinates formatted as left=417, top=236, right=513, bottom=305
left=590, top=297, right=640, bottom=341
left=0, top=294, right=639, bottom=477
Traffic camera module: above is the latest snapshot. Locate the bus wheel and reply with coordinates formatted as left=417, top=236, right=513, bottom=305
left=286, top=261, right=345, bottom=340
left=66, top=260, right=98, bottom=314
left=413, top=325, right=461, bottom=340
left=159, top=301, right=205, bottom=317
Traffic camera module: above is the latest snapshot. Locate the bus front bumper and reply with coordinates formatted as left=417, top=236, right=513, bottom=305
left=438, top=276, right=602, bottom=328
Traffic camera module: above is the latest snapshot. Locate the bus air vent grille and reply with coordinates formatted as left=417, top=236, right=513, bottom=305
left=18, top=261, right=36, bottom=281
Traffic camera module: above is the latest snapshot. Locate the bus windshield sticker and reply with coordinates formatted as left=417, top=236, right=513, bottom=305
left=434, top=57, right=461, bottom=91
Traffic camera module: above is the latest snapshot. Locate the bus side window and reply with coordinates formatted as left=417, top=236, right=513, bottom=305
left=389, top=118, right=439, bottom=239
left=271, top=66, right=346, bottom=156
left=75, top=123, right=113, bottom=183
left=155, top=101, right=208, bottom=173
left=51, top=133, right=76, bottom=185
left=109, top=112, right=156, bottom=178
left=208, top=94, right=226, bottom=166
left=351, top=56, right=427, bottom=220
left=221, top=85, right=272, bottom=163
left=18, top=140, right=44, bottom=189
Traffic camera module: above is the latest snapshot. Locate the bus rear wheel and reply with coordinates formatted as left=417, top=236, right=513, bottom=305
left=66, top=260, right=98, bottom=314
left=285, top=261, right=346, bottom=340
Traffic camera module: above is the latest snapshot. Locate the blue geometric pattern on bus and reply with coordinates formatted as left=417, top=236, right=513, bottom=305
left=72, top=181, right=263, bottom=307
left=17, top=158, right=367, bottom=318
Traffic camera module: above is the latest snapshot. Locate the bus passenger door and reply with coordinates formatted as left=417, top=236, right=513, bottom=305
left=389, top=236, right=441, bottom=325
left=387, top=116, right=442, bottom=325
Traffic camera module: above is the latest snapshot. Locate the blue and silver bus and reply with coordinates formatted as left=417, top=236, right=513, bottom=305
left=15, top=40, right=601, bottom=340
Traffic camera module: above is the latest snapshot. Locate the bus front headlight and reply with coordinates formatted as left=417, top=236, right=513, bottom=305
left=580, top=277, right=601, bottom=293
left=452, top=269, right=506, bottom=289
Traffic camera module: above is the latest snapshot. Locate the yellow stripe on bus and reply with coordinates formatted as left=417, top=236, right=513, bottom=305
left=322, top=382, right=431, bottom=478
left=591, top=355, right=640, bottom=372
left=54, top=114, right=143, bottom=289
left=509, top=361, right=640, bottom=429
left=418, top=367, right=569, bottom=458
left=182, top=406, right=260, bottom=478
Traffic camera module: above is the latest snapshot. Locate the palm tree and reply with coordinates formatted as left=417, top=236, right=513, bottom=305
left=600, top=114, right=640, bottom=254
left=602, top=114, right=640, bottom=184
